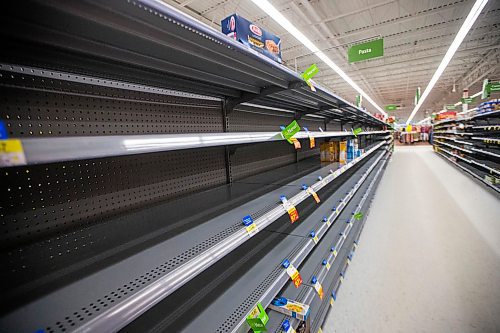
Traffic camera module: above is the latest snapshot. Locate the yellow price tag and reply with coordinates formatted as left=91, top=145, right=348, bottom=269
left=326, top=262, right=331, bottom=271
left=245, top=223, right=258, bottom=236
left=333, top=250, right=338, bottom=257
left=330, top=298, right=334, bottom=307
left=313, top=235, right=319, bottom=244
left=340, top=276, right=344, bottom=283
left=0, top=139, right=27, bottom=166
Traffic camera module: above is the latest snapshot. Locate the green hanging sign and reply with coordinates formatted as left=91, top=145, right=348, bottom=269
left=281, top=120, right=301, bottom=144
left=446, top=105, right=456, bottom=110
left=488, top=82, right=500, bottom=92
left=482, top=79, right=490, bottom=99
left=356, top=95, right=362, bottom=108
left=414, top=87, right=421, bottom=106
left=348, top=39, right=384, bottom=63
left=461, top=97, right=475, bottom=104
left=385, top=105, right=397, bottom=111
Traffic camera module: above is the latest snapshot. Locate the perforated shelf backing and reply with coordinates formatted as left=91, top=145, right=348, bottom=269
left=0, top=147, right=227, bottom=248
left=230, top=141, right=296, bottom=181
left=0, top=67, right=223, bottom=137
left=228, top=107, right=325, bottom=132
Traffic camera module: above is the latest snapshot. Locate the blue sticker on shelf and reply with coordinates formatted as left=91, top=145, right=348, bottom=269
left=322, top=216, right=328, bottom=222
left=301, top=184, right=308, bottom=190
left=317, top=176, right=323, bottom=181
left=282, top=259, right=290, bottom=268
left=309, top=230, right=315, bottom=237
left=330, top=246, right=336, bottom=252
left=332, top=207, right=336, bottom=211
left=280, top=125, right=286, bottom=130
left=322, top=259, right=327, bottom=266
left=332, top=291, right=337, bottom=300
left=242, top=215, right=254, bottom=226
left=311, top=276, right=317, bottom=284
left=272, top=297, right=288, bottom=306
left=0, top=121, right=7, bottom=139
left=280, top=195, right=287, bottom=203
left=282, top=319, right=291, bottom=331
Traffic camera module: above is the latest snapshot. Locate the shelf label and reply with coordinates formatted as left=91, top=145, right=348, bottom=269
left=285, top=263, right=303, bottom=288
left=0, top=121, right=8, bottom=139
left=281, top=196, right=299, bottom=223
left=245, top=223, right=259, bottom=236
left=312, top=235, right=319, bottom=244
left=282, top=120, right=301, bottom=144
left=330, top=297, right=334, bottom=307
left=281, top=320, right=296, bottom=333
left=353, top=212, right=363, bottom=220
left=0, top=139, right=27, bottom=167
left=291, top=137, right=301, bottom=149
left=305, top=186, right=320, bottom=203
left=352, top=128, right=362, bottom=137
left=301, top=64, right=319, bottom=81
left=309, top=135, right=315, bottom=148
left=318, top=328, right=323, bottom=333
left=246, top=302, right=269, bottom=332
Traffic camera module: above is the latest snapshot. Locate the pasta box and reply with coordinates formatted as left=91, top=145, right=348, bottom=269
left=221, top=14, right=282, bottom=63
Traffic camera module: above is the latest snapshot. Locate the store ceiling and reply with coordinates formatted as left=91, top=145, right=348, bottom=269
left=163, top=0, right=500, bottom=122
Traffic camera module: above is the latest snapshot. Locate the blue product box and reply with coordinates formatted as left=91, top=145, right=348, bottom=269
left=221, top=14, right=282, bottom=63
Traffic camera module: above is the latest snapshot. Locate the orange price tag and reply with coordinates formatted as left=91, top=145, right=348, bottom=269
left=291, top=137, right=301, bottom=149
left=306, top=187, right=320, bottom=203
left=281, top=197, right=299, bottom=223
left=314, top=281, right=324, bottom=299
left=309, top=136, right=315, bottom=148
left=293, top=274, right=303, bottom=288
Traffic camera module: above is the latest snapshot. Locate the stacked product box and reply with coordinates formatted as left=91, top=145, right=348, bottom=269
left=339, top=141, right=347, bottom=164
left=346, top=139, right=359, bottom=160
left=221, top=14, right=282, bottom=63
left=320, top=142, right=339, bottom=162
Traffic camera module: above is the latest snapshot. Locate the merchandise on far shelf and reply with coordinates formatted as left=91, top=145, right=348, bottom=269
left=320, top=141, right=339, bottom=162
left=221, top=14, right=282, bottom=63
left=478, top=99, right=500, bottom=113
left=339, top=140, right=347, bottom=164
left=435, top=111, right=457, bottom=121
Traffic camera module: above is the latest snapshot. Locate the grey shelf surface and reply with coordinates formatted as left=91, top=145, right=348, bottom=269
left=122, top=150, right=388, bottom=333
left=13, top=130, right=388, bottom=166
left=264, top=154, right=388, bottom=333
left=0, top=2, right=385, bottom=126
left=436, top=151, right=500, bottom=194
left=0, top=142, right=387, bottom=333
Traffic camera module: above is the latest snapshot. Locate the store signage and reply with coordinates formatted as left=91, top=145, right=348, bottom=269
left=281, top=120, right=300, bottom=144
left=446, top=105, right=456, bottom=110
left=385, top=104, right=397, bottom=111
left=460, top=97, right=475, bottom=104
left=414, top=87, right=421, bottom=106
left=356, top=95, right=362, bottom=108
left=488, top=82, right=500, bottom=92
left=245, top=302, right=269, bottom=332
left=348, top=39, right=384, bottom=63
left=482, top=79, right=490, bottom=99
left=301, top=63, right=319, bottom=81
left=352, top=128, right=362, bottom=137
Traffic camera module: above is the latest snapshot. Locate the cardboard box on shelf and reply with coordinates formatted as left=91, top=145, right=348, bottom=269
left=320, top=142, right=339, bottom=162
left=221, top=14, right=282, bottom=63
left=339, top=141, right=347, bottom=164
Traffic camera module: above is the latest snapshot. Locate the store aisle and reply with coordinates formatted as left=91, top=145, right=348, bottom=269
left=323, top=145, right=500, bottom=333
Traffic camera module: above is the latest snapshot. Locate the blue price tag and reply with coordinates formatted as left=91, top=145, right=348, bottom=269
left=322, top=216, right=328, bottom=222
left=301, top=184, right=308, bottom=190
left=0, top=121, right=8, bottom=139
left=322, top=259, right=327, bottom=266
left=282, top=259, right=290, bottom=268
left=311, top=276, right=317, bottom=284
left=309, top=230, right=315, bottom=237
left=242, top=215, right=254, bottom=226
left=282, top=319, right=291, bottom=331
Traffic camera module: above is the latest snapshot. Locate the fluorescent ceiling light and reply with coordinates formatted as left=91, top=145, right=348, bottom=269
left=249, top=0, right=388, bottom=118
left=406, top=0, right=489, bottom=124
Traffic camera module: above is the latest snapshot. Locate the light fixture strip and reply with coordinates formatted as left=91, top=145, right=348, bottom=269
left=406, top=0, right=489, bottom=124
left=249, top=0, right=388, bottom=117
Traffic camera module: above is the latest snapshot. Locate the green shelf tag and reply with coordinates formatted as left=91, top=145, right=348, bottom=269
left=246, top=302, right=269, bottom=332
left=352, top=128, right=362, bottom=137
left=301, top=63, right=319, bottom=81
left=282, top=120, right=301, bottom=144
left=354, top=212, right=363, bottom=220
